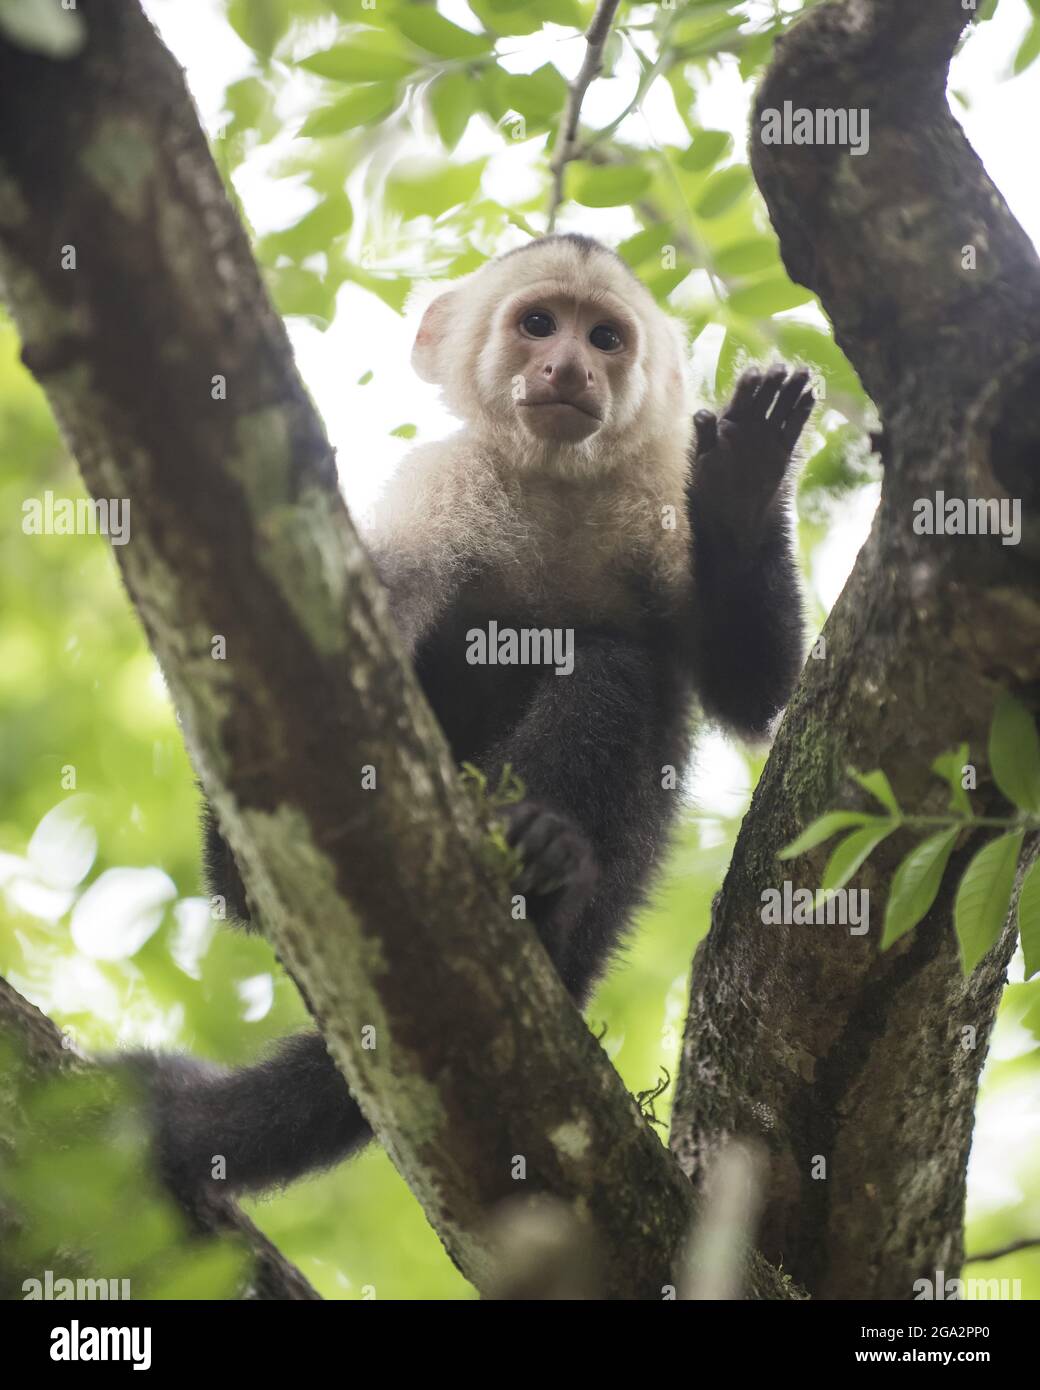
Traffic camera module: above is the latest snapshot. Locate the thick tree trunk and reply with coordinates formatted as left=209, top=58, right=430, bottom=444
left=0, top=0, right=768, bottom=1299
left=671, top=0, right=1040, bottom=1299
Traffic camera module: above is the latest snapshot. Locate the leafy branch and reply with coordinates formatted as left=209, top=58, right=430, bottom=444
left=780, top=693, right=1040, bottom=977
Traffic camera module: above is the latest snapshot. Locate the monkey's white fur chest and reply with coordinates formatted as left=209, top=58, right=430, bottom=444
left=367, top=433, right=692, bottom=644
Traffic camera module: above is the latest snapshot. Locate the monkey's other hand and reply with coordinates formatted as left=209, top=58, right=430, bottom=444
left=690, top=364, right=814, bottom=539
left=502, top=800, right=598, bottom=902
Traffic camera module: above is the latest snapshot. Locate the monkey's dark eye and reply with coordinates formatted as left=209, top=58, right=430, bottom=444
left=589, top=324, right=622, bottom=352
left=521, top=311, right=556, bottom=338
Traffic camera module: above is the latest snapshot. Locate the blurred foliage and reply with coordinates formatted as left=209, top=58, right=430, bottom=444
left=0, top=1042, right=249, bottom=1300
left=0, top=0, right=1038, bottom=1301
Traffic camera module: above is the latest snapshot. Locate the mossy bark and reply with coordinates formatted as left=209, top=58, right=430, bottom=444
left=671, top=0, right=1040, bottom=1299
left=0, top=0, right=735, bottom=1299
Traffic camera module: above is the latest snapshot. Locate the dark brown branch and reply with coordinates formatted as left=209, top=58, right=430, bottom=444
left=0, top=0, right=776, bottom=1300
left=966, top=1237, right=1040, bottom=1264
left=671, top=0, right=1040, bottom=1300
left=547, top=0, right=623, bottom=230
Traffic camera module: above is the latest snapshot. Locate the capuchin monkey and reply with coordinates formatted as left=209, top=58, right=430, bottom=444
left=132, top=234, right=814, bottom=1204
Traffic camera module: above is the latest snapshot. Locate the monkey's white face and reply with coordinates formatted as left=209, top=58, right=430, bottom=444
left=410, top=238, right=688, bottom=473
left=496, top=286, right=637, bottom=445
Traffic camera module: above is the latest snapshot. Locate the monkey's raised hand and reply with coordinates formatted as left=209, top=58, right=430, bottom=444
left=690, top=364, right=814, bottom=540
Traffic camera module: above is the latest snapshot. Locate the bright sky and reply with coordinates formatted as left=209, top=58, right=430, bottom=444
left=144, top=1, right=1040, bottom=1222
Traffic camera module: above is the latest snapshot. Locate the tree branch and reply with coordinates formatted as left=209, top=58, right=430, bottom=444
left=0, top=0, right=752, bottom=1299
left=547, top=0, right=623, bottom=230
left=671, top=0, right=1040, bottom=1300
left=966, top=1237, right=1040, bottom=1264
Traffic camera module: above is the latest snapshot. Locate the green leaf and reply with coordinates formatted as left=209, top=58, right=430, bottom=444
left=678, top=129, right=733, bottom=173
left=617, top=224, right=676, bottom=270
left=504, top=64, right=568, bottom=123
left=715, top=321, right=769, bottom=395
left=357, top=370, right=374, bottom=386
left=531, top=0, right=586, bottom=24
left=852, top=769, right=901, bottom=817
left=467, top=0, right=542, bottom=37
left=882, top=829, right=960, bottom=950
left=429, top=72, right=476, bottom=151
left=672, top=11, right=745, bottom=58
left=798, top=424, right=865, bottom=497
left=0, top=0, right=84, bottom=57
left=223, top=77, right=272, bottom=137
left=931, top=744, right=973, bottom=816
left=228, top=0, right=289, bottom=62
left=774, top=322, right=862, bottom=400
left=822, top=824, right=895, bottom=893
left=727, top=277, right=813, bottom=319
left=265, top=193, right=353, bottom=259
left=386, top=156, right=486, bottom=220
left=694, top=166, right=751, bottom=220
left=1018, top=856, right=1040, bottom=980
left=1013, top=19, right=1040, bottom=75
left=779, top=811, right=878, bottom=860
left=346, top=264, right=413, bottom=313
left=988, top=691, right=1040, bottom=813
left=299, top=35, right=417, bottom=82
left=300, top=84, right=400, bottom=137
left=715, top=238, right=779, bottom=277
left=643, top=260, right=694, bottom=301
left=390, top=423, right=418, bottom=439
left=396, top=8, right=491, bottom=58
left=477, top=64, right=510, bottom=121
left=738, top=30, right=774, bottom=81
left=266, top=266, right=334, bottom=322
left=569, top=163, right=653, bottom=208
left=954, top=830, right=1024, bottom=975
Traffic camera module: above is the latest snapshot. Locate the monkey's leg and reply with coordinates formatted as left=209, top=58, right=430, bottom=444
left=127, top=1032, right=370, bottom=1199
left=689, top=364, right=813, bottom=737
left=483, top=633, right=681, bottom=999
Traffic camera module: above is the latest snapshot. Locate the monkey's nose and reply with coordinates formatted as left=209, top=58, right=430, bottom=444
left=543, top=353, right=592, bottom=393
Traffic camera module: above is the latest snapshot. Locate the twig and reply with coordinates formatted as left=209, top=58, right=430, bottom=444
left=547, top=0, right=623, bottom=231
left=966, top=1237, right=1040, bottom=1264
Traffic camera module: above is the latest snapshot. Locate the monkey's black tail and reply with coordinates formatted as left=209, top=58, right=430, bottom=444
left=125, top=1032, right=371, bottom=1201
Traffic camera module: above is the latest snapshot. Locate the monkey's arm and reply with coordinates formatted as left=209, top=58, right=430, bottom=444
left=687, top=365, right=813, bottom=739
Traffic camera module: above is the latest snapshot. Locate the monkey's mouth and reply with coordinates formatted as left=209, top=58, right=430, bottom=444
left=520, top=400, right=603, bottom=422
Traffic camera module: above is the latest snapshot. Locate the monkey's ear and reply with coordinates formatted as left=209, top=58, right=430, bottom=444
left=411, top=291, right=457, bottom=384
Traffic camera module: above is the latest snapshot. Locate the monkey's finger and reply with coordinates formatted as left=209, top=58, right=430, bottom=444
left=503, top=802, right=541, bottom=845
left=750, top=364, right=788, bottom=418
left=770, top=369, right=811, bottom=426
left=779, top=388, right=815, bottom=450
left=518, top=813, right=559, bottom=861
left=722, top=369, right=761, bottom=421
left=693, top=409, right=718, bottom=456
